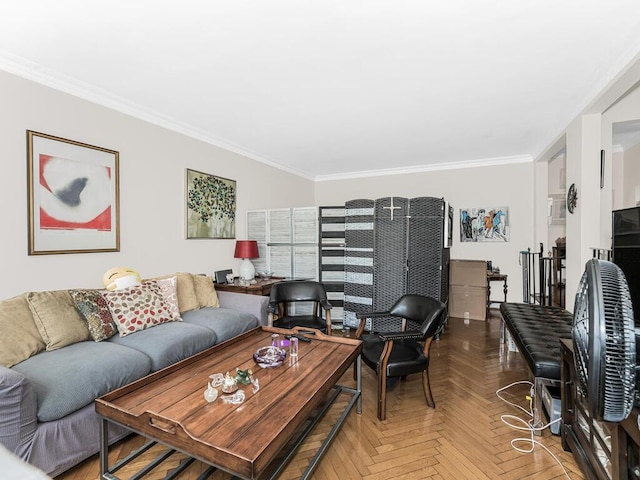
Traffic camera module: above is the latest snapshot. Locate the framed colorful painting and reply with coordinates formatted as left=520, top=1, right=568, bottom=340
left=460, top=206, right=509, bottom=242
left=186, top=168, right=236, bottom=239
left=27, top=131, right=120, bottom=255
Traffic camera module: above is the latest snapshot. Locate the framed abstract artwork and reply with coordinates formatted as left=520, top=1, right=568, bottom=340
left=27, top=131, right=120, bottom=255
left=186, top=168, right=236, bottom=239
left=460, top=206, right=510, bottom=242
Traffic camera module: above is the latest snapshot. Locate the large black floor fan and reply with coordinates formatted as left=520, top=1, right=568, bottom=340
left=572, top=258, right=636, bottom=423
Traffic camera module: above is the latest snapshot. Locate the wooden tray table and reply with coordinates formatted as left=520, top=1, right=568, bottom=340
left=96, top=326, right=362, bottom=480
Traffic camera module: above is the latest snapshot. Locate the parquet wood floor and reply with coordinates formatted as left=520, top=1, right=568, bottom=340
left=55, top=311, right=585, bottom=480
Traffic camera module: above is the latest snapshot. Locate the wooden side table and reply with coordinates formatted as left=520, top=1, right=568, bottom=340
left=214, top=277, right=284, bottom=296
left=487, top=272, right=508, bottom=313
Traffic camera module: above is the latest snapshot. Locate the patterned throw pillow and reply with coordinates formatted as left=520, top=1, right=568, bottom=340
left=102, top=282, right=179, bottom=337
left=146, top=277, right=181, bottom=320
left=69, top=289, right=118, bottom=342
left=144, top=273, right=199, bottom=313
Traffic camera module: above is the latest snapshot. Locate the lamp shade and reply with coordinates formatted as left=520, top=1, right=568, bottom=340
left=234, top=240, right=259, bottom=259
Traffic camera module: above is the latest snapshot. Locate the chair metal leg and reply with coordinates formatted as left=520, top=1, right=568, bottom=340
left=421, top=369, right=435, bottom=408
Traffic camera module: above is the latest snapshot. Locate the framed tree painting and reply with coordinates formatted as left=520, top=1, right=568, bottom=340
left=186, top=168, right=236, bottom=239
left=27, top=131, right=120, bottom=255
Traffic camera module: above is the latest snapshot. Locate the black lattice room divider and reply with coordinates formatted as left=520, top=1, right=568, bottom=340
left=343, top=196, right=450, bottom=329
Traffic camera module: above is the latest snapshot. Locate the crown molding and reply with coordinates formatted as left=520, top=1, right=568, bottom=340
left=314, top=154, right=533, bottom=182
left=0, top=51, right=533, bottom=183
left=0, top=51, right=315, bottom=181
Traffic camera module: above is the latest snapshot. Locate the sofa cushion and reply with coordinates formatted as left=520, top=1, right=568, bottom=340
left=182, top=307, right=259, bottom=343
left=103, top=282, right=180, bottom=337
left=12, top=341, right=151, bottom=422
left=107, top=321, right=217, bottom=371
left=149, top=277, right=181, bottom=320
left=27, top=291, right=90, bottom=351
left=192, top=275, right=219, bottom=308
left=0, top=294, right=46, bottom=368
left=69, top=289, right=117, bottom=342
left=149, top=272, right=199, bottom=313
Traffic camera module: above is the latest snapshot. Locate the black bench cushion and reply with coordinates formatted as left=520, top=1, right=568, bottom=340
left=500, top=303, right=573, bottom=380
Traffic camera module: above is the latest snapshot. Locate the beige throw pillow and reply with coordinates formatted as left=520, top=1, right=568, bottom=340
left=192, top=275, right=220, bottom=308
left=27, top=290, right=90, bottom=351
left=0, top=294, right=46, bottom=367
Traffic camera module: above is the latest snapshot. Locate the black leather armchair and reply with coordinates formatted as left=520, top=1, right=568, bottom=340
left=355, top=294, right=447, bottom=420
left=267, top=281, right=332, bottom=335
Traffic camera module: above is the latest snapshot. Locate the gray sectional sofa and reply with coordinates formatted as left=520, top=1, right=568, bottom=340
left=0, top=277, right=268, bottom=477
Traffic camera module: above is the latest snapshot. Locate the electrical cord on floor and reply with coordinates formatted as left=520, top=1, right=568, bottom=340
left=496, top=381, right=572, bottom=480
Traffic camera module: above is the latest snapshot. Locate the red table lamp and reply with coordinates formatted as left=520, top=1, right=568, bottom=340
left=234, top=240, right=259, bottom=282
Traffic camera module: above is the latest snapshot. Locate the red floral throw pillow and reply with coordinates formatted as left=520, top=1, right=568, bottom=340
left=102, top=282, right=180, bottom=337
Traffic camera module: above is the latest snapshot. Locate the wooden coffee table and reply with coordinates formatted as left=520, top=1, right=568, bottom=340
left=96, top=326, right=362, bottom=480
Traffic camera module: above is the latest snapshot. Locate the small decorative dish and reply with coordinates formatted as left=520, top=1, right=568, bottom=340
left=257, top=271, right=273, bottom=280
left=253, top=346, right=287, bottom=368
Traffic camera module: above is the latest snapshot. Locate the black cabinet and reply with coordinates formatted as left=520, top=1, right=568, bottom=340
left=561, top=339, right=640, bottom=480
left=613, top=206, right=640, bottom=325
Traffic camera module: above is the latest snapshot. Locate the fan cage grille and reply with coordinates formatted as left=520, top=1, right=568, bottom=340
left=572, top=259, right=636, bottom=423
left=599, top=262, right=636, bottom=421
left=572, top=271, right=590, bottom=398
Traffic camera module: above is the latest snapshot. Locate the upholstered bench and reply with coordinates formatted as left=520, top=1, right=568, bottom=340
left=499, top=302, right=573, bottom=429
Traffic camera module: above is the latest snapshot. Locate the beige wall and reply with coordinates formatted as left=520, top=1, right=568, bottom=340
left=315, top=162, right=534, bottom=301
left=6, top=49, right=640, bottom=305
left=0, top=70, right=314, bottom=298
left=561, top=113, right=602, bottom=305
left=533, top=53, right=640, bottom=311
left=622, top=142, right=640, bottom=208
left=612, top=149, right=625, bottom=210
left=547, top=151, right=567, bottom=248
left=603, top=85, right=640, bottom=233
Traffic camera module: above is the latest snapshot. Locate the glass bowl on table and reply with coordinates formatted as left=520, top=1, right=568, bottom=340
left=253, top=346, right=287, bottom=368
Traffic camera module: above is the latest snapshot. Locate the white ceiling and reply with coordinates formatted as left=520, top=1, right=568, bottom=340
left=2, top=1, right=640, bottom=180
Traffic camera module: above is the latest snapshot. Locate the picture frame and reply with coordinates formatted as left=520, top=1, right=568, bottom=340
left=459, top=206, right=510, bottom=242
left=186, top=168, right=236, bottom=239
left=214, top=269, right=234, bottom=284
left=548, top=193, right=567, bottom=225
left=27, top=131, right=120, bottom=255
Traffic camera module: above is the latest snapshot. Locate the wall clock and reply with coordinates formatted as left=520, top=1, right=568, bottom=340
left=567, top=183, right=578, bottom=214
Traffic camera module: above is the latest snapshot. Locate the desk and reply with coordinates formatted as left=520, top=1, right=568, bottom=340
left=487, top=272, right=508, bottom=313
left=214, top=277, right=284, bottom=296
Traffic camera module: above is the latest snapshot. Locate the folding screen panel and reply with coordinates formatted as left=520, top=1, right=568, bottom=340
left=343, top=199, right=375, bottom=329
left=343, top=196, right=450, bottom=328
